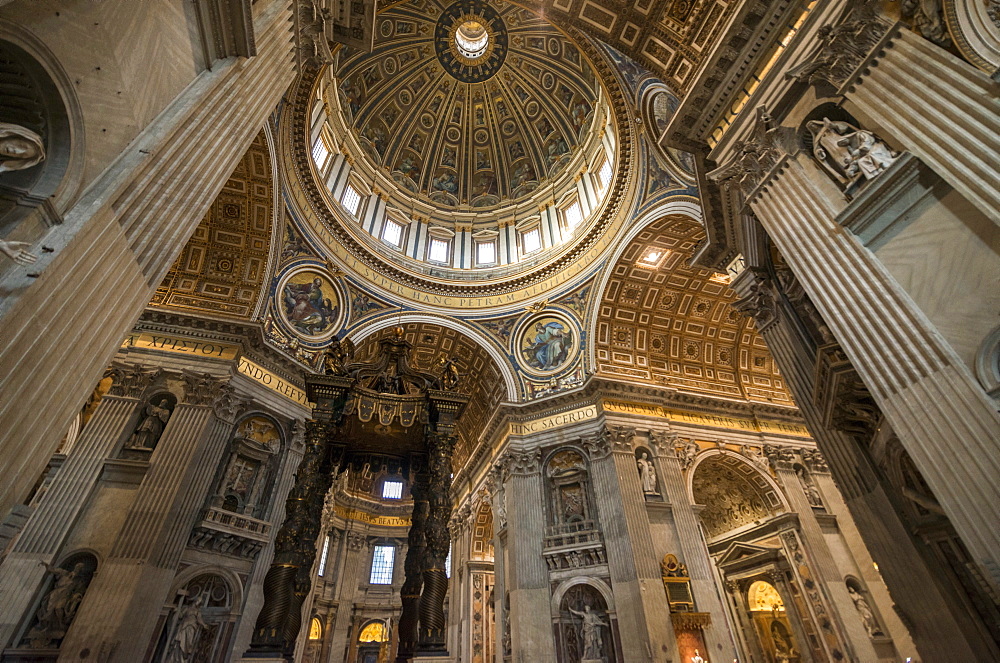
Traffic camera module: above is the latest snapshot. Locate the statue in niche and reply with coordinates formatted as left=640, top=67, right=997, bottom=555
left=847, top=585, right=883, bottom=637
left=636, top=452, right=658, bottom=495
left=770, top=620, right=797, bottom=663
left=26, top=562, right=88, bottom=647
left=806, top=118, right=899, bottom=193
left=0, top=122, right=45, bottom=173
left=691, top=649, right=706, bottom=663
left=164, top=595, right=207, bottom=663
left=568, top=605, right=609, bottom=661
left=127, top=397, right=173, bottom=449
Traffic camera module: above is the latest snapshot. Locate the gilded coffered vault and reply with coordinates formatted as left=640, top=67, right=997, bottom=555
left=596, top=215, right=793, bottom=406
left=151, top=130, right=277, bottom=320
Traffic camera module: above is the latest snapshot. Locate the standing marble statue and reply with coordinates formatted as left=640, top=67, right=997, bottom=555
left=568, top=605, right=608, bottom=661
left=848, top=585, right=883, bottom=636
left=27, top=562, right=88, bottom=646
left=636, top=452, right=658, bottom=495
left=128, top=398, right=172, bottom=449
left=164, top=595, right=207, bottom=663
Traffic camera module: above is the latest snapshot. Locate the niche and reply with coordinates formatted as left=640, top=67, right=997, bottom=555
left=209, top=415, right=282, bottom=518
left=545, top=448, right=592, bottom=528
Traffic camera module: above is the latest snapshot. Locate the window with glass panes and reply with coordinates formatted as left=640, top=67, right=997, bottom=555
left=476, top=241, right=496, bottom=265
left=382, top=480, right=404, bottom=499
left=341, top=184, right=362, bottom=216
left=428, top=237, right=449, bottom=263
left=369, top=545, right=395, bottom=584
left=381, top=220, right=403, bottom=247
left=521, top=228, right=541, bottom=254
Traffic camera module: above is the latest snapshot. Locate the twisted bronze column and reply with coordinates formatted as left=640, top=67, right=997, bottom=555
left=417, top=432, right=455, bottom=653
left=248, top=419, right=340, bottom=657
left=396, top=477, right=429, bottom=662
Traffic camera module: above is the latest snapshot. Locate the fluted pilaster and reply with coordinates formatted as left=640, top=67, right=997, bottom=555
left=503, top=448, right=554, bottom=662
left=751, top=152, right=1000, bottom=598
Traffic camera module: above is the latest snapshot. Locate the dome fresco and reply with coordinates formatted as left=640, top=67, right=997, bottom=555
left=337, top=0, right=601, bottom=209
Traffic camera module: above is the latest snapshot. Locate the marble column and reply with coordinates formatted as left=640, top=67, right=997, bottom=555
left=58, top=372, right=244, bottom=662
left=747, top=150, right=1000, bottom=597
left=584, top=428, right=675, bottom=662
left=0, top=0, right=295, bottom=520
left=730, top=265, right=990, bottom=660
left=396, top=478, right=427, bottom=661
left=651, top=433, right=737, bottom=662
left=0, top=363, right=160, bottom=647
left=502, top=448, right=555, bottom=663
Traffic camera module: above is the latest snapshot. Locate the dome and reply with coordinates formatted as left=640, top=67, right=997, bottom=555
left=298, top=0, right=631, bottom=287
left=338, top=0, right=602, bottom=210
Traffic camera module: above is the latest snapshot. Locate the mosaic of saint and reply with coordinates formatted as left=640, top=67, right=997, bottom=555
left=279, top=270, right=340, bottom=338
left=520, top=315, right=574, bottom=373
left=335, top=0, right=601, bottom=209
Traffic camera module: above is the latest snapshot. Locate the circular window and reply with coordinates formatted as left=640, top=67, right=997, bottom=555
left=455, top=20, right=489, bottom=59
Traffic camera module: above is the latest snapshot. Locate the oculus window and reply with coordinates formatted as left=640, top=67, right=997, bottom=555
left=455, top=21, right=489, bottom=59
left=369, top=545, right=395, bottom=584
left=428, top=237, right=450, bottom=263
left=381, top=220, right=404, bottom=247
left=382, top=480, right=404, bottom=499
left=341, top=184, right=362, bottom=217
left=476, top=241, right=496, bottom=265
left=521, top=228, right=541, bottom=254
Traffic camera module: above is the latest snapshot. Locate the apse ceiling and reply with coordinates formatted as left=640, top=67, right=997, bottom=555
left=596, top=216, right=795, bottom=407
left=337, top=0, right=602, bottom=209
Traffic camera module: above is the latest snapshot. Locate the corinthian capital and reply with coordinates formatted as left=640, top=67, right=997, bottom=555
left=181, top=370, right=227, bottom=406
left=733, top=270, right=778, bottom=330
left=507, top=448, right=542, bottom=476
left=582, top=428, right=612, bottom=460
left=764, top=444, right=797, bottom=471
left=607, top=425, right=636, bottom=453
left=106, top=362, right=164, bottom=399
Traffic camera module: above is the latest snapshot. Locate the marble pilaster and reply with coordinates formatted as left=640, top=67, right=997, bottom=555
left=0, top=0, right=295, bottom=521
left=731, top=266, right=986, bottom=660
left=0, top=365, right=158, bottom=648
left=502, top=449, right=555, bottom=663
left=585, top=430, right=673, bottom=662
left=749, top=151, right=1000, bottom=598
left=58, top=374, right=241, bottom=662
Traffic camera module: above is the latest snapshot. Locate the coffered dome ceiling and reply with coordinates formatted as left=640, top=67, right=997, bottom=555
left=336, top=0, right=603, bottom=209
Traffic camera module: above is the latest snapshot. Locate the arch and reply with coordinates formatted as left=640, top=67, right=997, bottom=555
left=358, top=619, right=389, bottom=642
left=550, top=575, right=616, bottom=615
left=688, top=450, right=788, bottom=539
left=0, top=19, right=85, bottom=225
left=164, top=564, right=245, bottom=616
left=348, top=312, right=518, bottom=401
left=308, top=615, right=324, bottom=640
left=586, top=198, right=702, bottom=365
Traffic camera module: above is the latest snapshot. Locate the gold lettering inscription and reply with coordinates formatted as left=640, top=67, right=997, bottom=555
left=237, top=357, right=309, bottom=407
left=121, top=332, right=239, bottom=360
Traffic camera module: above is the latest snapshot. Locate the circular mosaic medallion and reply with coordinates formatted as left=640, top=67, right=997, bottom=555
left=435, top=1, right=508, bottom=83
left=517, top=313, right=577, bottom=375
left=277, top=268, right=342, bottom=341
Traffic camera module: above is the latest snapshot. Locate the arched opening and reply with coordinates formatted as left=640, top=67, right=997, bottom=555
left=357, top=619, right=389, bottom=663
left=747, top=580, right=801, bottom=663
